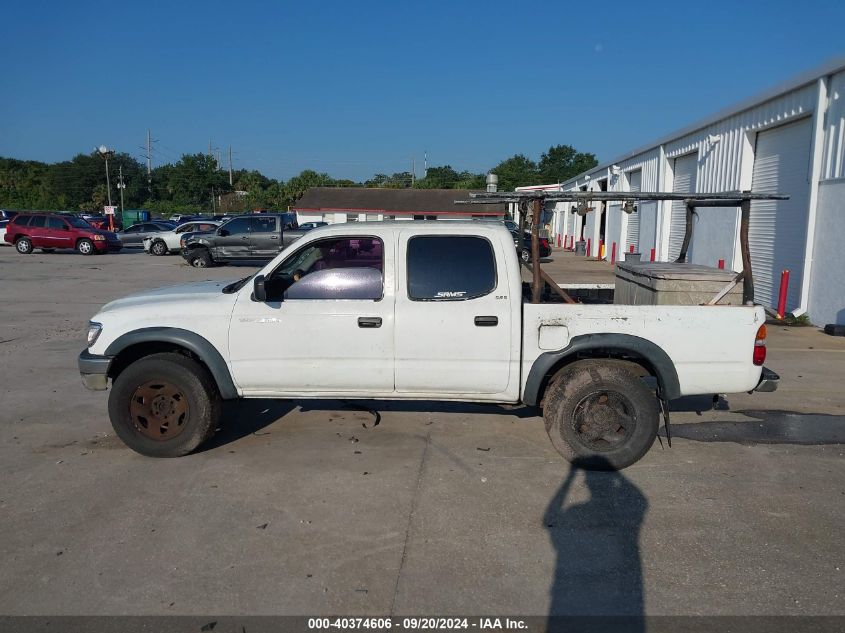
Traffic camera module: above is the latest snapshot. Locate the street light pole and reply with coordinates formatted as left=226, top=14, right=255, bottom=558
left=97, top=145, right=116, bottom=230
left=117, top=164, right=125, bottom=216
left=105, top=155, right=112, bottom=206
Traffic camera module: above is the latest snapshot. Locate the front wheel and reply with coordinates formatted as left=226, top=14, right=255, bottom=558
left=543, top=361, right=659, bottom=470
left=108, top=352, right=221, bottom=457
left=77, top=239, right=95, bottom=255
left=151, top=240, right=168, bottom=256
left=16, top=237, right=33, bottom=254
left=189, top=249, right=213, bottom=268
left=521, top=248, right=531, bottom=263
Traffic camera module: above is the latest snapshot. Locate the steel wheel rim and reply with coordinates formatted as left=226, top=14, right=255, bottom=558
left=571, top=390, right=637, bottom=451
left=129, top=380, right=190, bottom=441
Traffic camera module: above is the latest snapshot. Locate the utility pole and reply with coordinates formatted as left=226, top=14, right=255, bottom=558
left=411, top=158, right=416, bottom=187
left=117, top=164, right=126, bottom=216
left=228, top=146, right=233, bottom=186
left=146, top=129, right=152, bottom=195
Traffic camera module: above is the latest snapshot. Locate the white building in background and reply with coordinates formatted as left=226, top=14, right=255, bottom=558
left=527, top=57, right=845, bottom=326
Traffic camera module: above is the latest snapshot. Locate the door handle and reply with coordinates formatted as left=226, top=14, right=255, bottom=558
left=474, top=316, right=498, bottom=327
left=358, top=317, right=382, bottom=328
left=270, top=235, right=279, bottom=240
left=241, top=236, right=249, bottom=240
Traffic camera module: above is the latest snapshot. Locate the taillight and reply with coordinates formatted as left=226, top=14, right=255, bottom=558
left=753, top=324, right=766, bottom=366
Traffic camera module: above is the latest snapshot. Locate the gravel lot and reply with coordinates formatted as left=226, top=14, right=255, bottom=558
left=0, top=246, right=843, bottom=616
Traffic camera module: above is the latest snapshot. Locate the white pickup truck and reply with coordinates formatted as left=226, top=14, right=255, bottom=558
left=79, top=221, right=776, bottom=469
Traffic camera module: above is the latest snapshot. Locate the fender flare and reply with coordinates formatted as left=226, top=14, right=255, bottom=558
left=104, top=327, right=238, bottom=399
left=522, top=333, right=681, bottom=407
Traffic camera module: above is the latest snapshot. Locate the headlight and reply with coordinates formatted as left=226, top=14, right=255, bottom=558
left=92, top=234, right=105, bottom=241
left=87, top=322, right=102, bottom=347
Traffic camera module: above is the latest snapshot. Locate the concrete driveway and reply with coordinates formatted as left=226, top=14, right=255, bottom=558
left=0, top=248, right=842, bottom=617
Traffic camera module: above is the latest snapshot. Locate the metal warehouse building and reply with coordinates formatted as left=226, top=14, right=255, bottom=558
left=532, top=58, right=845, bottom=326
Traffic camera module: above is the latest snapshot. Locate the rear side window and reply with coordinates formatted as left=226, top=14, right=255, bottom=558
left=407, top=236, right=496, bottom=301
left=28, top=215, right=46, bottom=228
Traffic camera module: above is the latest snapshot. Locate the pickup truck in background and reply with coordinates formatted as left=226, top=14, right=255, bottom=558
left=79, top=222, right=776, bottom=469
left=180, top=212, right=304, bottom=267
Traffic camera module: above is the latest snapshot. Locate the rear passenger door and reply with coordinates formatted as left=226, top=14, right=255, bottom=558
left=249, top=216, right=280, bottom=257
left=27, top=215, right=48, bottom=247
left=394, top=233, right=513, bottom=395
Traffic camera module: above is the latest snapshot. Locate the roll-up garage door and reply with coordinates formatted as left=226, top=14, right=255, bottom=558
left=668, top=153, right=697, bottom=261
left=749, top=118, right=812, bottom=309
left=626, top=170, right=641, bottom=251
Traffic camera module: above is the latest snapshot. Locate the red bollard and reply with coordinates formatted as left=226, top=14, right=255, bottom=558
left=650, top=248, right=656, bottom=262
left=630, top=244, right=635, bottom=253
left=718, top=259, right=725, bottom=269
left=611, top=242, right=617, bottom=265
left=777, top=270, right=790, bottom=319
left=586, top=238, right=591, bottom=257
left=556, top=233, right=561, bottom=248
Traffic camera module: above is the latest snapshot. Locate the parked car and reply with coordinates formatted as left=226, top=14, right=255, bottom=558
left=180, top=213, right=306, bottom=267
left=78, top=221, right=777, bottom=468
left=298, top=221, right=328, bottom=231
left=0, top=220, right=9, bottom=245
left=142, top=220, right=221, bottom=256
left=4, top=213, right=122, bottom=255
left=116, top=222, right=176, bottom=247
left=512, top=230, right=552, bottom=262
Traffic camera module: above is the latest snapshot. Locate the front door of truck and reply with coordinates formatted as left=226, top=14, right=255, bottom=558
left=228, top=235, right=395, bottom=395
left=394, top=233, right=512, bottom=395
left=214, top=216, right=251, bottom=259
left=46, top=216, right=74, bottom=249
left=249, top=216, right=280, bottom=257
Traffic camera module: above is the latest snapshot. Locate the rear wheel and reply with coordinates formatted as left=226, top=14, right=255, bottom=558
left=151, top=240, right=168, bottom=256
left=15, top=237, right=33, bottom=254
left=108, top=352, right=220, bottom=457
left=543, top=361, right=659, bottom=470
left=77, top=239, right=95, bottom=255
left=521, top=248, right=531, bottom=263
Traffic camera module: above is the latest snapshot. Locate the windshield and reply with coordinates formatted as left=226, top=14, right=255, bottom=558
left=222, top=274, right=255, bottom=294
left=66, top=217, right=91, bottom=228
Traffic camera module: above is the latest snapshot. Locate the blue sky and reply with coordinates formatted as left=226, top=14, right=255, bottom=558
left=2, top=0, right=844, bottom=182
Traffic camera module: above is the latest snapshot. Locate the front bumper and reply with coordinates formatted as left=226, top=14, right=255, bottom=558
left=79, top=349, right=113, bottom=390
left=753, top=366, right=780, bottom=393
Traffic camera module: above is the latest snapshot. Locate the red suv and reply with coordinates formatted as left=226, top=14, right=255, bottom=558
left=4, top=213, right=122, bottom=255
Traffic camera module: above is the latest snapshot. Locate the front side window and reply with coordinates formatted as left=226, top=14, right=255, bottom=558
left=222, top=217, right=250, bottom=236
left=65, top=217, right=90, bottom=228
left=265, top=237, right=384, bottom=301
left=176, top=223, right=195, bottom=234
left=48, top=216, right=66, bottom=229
left=124, top=225, right=141, bottom=233
left=407, top=236, right=496, bottom=301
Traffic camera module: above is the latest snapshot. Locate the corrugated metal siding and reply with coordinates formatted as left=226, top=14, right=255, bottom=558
left=822, top=70, right=845, bottom=180
left=749, top=118, right=813, bottom=309
left=669, top=153, right=698, bottom=260
left=626, top=170, right=642, bottom=251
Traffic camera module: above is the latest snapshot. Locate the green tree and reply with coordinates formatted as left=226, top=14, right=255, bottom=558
left=538, top=144, right=598, bottom=184
left=489, top=154, right=539, bottom=191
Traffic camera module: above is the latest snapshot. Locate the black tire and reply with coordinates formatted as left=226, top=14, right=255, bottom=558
left=77, top=238, right=95, bottom=255
left=543, top=360, right=659, bottom=470
left=15, top=237, right=33, bottom=254
left=150, top=240, right=168, bottom=256
left=189, top=249, right=214, bottom=268
left=521, top=248, right=531, bottom=263
left=108, top=352, right=221, bottom=457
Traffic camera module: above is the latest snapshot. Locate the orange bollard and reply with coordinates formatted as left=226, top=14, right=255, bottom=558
left=776, top=270, right=790, bottom=319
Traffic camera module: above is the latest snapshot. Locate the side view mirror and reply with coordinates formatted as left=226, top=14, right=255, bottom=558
left=252, top=274, right=267, bottom=302
left=218, top=228, right=229, bottom=237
